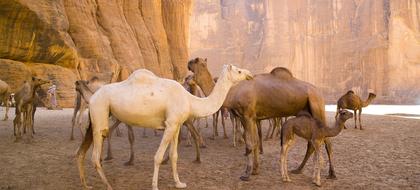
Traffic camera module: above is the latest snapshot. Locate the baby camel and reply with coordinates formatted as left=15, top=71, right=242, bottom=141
left=280, top=110, right=353, bottom=186
left=77, top=65, right=252, bottom=190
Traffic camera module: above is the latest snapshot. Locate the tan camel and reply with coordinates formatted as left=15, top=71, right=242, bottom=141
left=0, top=79, right=11, bottom=120
left=13, top=77, right=49, bottom=140
left=336, top=90, right=376, bottom=130
left=71, top=77, right=108, bottom=140
left=75, top=79, right=136, bottom=165
left=189, top=58, right=334, bottom=181
left=280, top=110, right=353, bottom=186
left=76, top=65, right=252, bottom=190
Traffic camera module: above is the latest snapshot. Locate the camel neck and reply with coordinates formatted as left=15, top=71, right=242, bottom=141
left=79, top=84, right=95, bottom=103
left=190, top=71, right=232, bottom=118
left=325, top=119, right=345, bottom=138
left=362, top=95, right=375, bottom=107
left=196, top=71, right=215, bottom=96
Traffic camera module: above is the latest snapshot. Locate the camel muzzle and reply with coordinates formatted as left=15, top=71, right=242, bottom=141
left=246, top=75, right=253, bottom=80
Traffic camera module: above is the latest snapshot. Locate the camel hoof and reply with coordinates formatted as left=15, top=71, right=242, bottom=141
left=200, top=144, right=207, bottom=148
left=208, top=136, right=215, bottom=140
left=83, top=185, right=93, bottom=190
left=291, top=169, right=302, bottom=174
left=184, top=144, right=192, bottom=147
left=327, top=174, right=337, bottom=180
left=193, top=159, right=201, bottom=164
left=124, top=161, right=134, bottom=166
left=70, top=137, right=74, bottom=141
left=104, top=156, right=113, bottom=161
left=239, top=175, right=250, bottom=181
left=282, top=177, right=292, bottom=182
left=259, top=151, right=263, bottom=155
left=313, top=180, right=321, bottom=187
left=251, top=170, right=259, bottom=175
left=175, top=182, right=187, bottom=189
left=224, top=136, right=229, bottom=139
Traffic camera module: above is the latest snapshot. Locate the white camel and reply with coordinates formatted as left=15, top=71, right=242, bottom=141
left=76, top=64, right=252, bottom=190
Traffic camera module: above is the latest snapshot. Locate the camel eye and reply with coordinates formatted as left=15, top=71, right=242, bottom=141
left=238, top=71, right=242, bottom=74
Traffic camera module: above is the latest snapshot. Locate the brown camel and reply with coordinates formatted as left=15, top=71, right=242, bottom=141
left=188, top=58, right=335, bottom=181
left=335, top=90, right=376, bottom=130
left=280, top=110, right=353, bottom=186
left=0, top=79, right=11, bottom=120
left=13, top=77, right=49, bottom=140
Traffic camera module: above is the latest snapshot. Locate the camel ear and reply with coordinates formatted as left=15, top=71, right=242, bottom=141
left=228, top=64, right=232, bottom=71
left=32, top=77, right=36, bottom=81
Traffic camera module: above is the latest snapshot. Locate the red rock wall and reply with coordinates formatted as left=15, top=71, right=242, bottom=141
left=0, top=0, right=192, bottom=107
left=190, top=0, right=420, bottom=104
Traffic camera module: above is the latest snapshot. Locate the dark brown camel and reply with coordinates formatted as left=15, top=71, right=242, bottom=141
left=280, top=110, right=353, bottom=186
left=335, top=90, right=376, bottom=130
left=0, top=79, right=11, bottom=120
left=188, top=57, right=335, bottom=181
left=13, top=77, right=49, bottom=140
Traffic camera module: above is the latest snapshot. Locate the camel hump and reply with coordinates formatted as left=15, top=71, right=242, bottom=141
left=127, top=69, right=157, bottom=84
left=270, top=67, right=293, bottom=79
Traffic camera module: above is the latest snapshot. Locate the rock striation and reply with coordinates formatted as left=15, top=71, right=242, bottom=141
left=0, top=0, right=192, bottom=107
left=190, top=0, right=420, bottom=104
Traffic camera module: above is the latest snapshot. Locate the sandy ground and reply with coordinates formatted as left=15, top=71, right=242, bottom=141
left=0, top=106, right=419, bottom=190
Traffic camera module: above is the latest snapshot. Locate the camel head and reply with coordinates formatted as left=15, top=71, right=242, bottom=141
left=222, top=64, right=253, bottom=84
left=74, top=80, right=92, bottom=94
left=32, top=77, right=50, bottom=87
left=338, top=110, right=353, bottom=121
left=368, top=93, right=377, bottom=99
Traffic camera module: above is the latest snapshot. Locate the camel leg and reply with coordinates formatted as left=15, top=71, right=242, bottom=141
left=231, top=114, right=237, bottom=147
left=2, top=97, right=9, bottom=121
left=353, top=110, right=357, bottom=129
left=359, top=109, right=363, bottom=130
left=280, top=135, right=294, bottom=182
left=184, top=120, right=202, bottom=163
left=27, top=105, right=34, bottom=138
left=105, top=120, right=121, bottom=161
left=324, top=138, right=337, bottom=179
left=312, top=141, right=322, bottom=186
left=91, top=131, right=113, bottom=190
left=70, top=110, right=78, bottom=140
left=152, top=123, right=179, bottom=190
left=291, top=141, right=314, bottom=174
left=239, top=116, right=258, bottom=181
left=115, top=126, right=122, bottom=137
left=13, top=103, right=23, bottom=139
left=124, top=125, right=135, bottom=166
left=143, top=128, right=148, bottom=138
left=169, top=126, right=187, bottom=189
left=211, top=111, right=218, bottom=139
left=256, top=120, right=263, bottom=154
left=76, top=105, right=87, bottom=138
left=221, top=109, right=228, bottom=139
left=31, top=105, right=36, bottom=135
left=265, top=120, right=273, bottom=140
left=77, top=123, right=93, bottom=189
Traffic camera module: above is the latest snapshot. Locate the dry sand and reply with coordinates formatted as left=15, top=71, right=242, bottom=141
left=0, top=107, right=419, bottom=190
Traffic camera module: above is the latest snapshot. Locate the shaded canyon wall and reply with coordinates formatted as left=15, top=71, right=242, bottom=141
left=0, top=0, right=192, bottom=107
left=190, top=0, right=420, bottom=104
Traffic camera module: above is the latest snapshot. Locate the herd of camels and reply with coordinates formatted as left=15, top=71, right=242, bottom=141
left=0, top=58, right=377, bottom=190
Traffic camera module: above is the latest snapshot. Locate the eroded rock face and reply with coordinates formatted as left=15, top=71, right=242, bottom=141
left=190, top=0, right=420, bottom=104
left=0, top=0, right=192, bottom=107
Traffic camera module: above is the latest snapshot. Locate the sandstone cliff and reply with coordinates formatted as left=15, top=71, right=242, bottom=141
left=0, top=0, right=192, bottom=107
left=190, top=0, right=420, bottom=104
